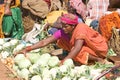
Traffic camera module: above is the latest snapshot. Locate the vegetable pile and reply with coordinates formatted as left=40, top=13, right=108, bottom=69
left=0, top=38, right=118, bottom=80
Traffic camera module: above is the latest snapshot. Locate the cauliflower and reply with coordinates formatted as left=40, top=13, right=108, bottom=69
left=31, top=75, right=42, bottom=80
left=9, top=39, right=19, bottom=46
left=49, top=67, right=59, bottom=79
left=69, top=69, right=78, bottom=78
left=29, top=64, right=39, bottom=74
left=3, top=42, right=11, bottom=49
left=48, top=56, right=60, bottom=67
left=42, top=68, right=52, bottom=80
left=59, top=65, right=69, bottom=73
left=36, top=53, right=51, bottom=67
left=1, top=51, right=10, bottom=58
left=18, top=68, right=30, bottom=80
left=27, top=53, right=41, bottom=64
left=62, top=76, right=71, bottom=80
left=14, top=54, right=25, bottom=64
left=63, top=59, right=74, bottom=67
left=115, top=77, right=120, bottom=80
left=0, top=38, right=5, bottom=45
left=18, top=58, right=31, bottom=69
left=0, top=45, right=3, bottom=52
left=13, top=44, right=25, bottom=53
left=78, top=77, right=88, bottom=80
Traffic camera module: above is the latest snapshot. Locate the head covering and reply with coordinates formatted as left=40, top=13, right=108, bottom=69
left=60, top=13, right=78, bottom=25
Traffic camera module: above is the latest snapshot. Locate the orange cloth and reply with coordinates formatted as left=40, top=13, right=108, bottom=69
left=0, top=4, right=5, bottom=38
left=57, top=37, right=72, bottom=51
left=70, top=23, right=108, bottom=64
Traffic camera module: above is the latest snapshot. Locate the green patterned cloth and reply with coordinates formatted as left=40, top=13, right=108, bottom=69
left=2, top=7, right=24, bottom=40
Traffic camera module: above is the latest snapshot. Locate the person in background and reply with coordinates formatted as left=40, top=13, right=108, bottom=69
left=45, top=2, right=84, bottom=35
left=15, top=13, right=108, bottom=65
left=69, top=0, right=87, bottom=21
left=0, top=0, right=4, bottom=4
left=0, top=0, right=24, bottom=39
left=87, top=0, right=110, bottom=30
left=69, top=0, right=110, bottom=31
left=87, top=0, right=109, bottom=20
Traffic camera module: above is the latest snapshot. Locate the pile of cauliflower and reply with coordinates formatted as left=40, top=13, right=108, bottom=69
left=0, top=38, right=116, bottom=80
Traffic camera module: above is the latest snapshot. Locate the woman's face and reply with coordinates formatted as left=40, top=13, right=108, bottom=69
left=62, top=23, right=74, bottom=34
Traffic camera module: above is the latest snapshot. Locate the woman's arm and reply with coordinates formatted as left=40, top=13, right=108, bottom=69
left=30, top=36, right=57, bottom=50
left=64, top=39, right=84, bottom=60
left=15, top=35, right=57, bottom=56
left=4, top=0, right=12, bottom=15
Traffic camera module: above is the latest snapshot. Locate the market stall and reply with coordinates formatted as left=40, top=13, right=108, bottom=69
left=0, top=37, right=119, bottom=80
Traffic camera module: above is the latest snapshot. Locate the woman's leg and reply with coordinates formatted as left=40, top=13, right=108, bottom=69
left=88, top=54, right=105, bottom=64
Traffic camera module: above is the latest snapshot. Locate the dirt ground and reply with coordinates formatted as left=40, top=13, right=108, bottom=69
left=0, top=60, right=20, bottom=80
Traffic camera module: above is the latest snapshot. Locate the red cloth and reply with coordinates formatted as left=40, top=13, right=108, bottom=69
left=60, top=14, right=78, bottom=25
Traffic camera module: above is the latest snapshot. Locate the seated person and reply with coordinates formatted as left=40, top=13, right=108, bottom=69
left=15, top=13, right=108, bottom=65
left=0, top=0, right=24, bottom=39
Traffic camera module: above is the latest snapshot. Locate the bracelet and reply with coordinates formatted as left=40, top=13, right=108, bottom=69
left=26, top=46, right=32, bottom=52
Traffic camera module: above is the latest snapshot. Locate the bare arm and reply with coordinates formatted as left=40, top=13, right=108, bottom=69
left=64, top=39, right=84, bottom=60
left=4, top=0, right=12, bottom=15
left=15, top=35, right=57, bottom=56
left=30, top=36, right=57, bottom=50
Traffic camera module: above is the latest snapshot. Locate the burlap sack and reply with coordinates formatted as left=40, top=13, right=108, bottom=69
left=22, top=0, right=49, bottom=18
left=50, top=0, right=62, bottom=11
left=108, top=27, right=120, bottom=56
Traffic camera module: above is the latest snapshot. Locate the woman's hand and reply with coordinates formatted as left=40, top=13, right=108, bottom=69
left=14, top=49, right=27, bottom=57
left=14, top=46, right=32, bottom=57
left=59, top=59, right=65, bottom=66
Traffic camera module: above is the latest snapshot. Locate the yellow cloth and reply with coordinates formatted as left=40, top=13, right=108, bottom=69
left=0, top=0, right=20, bottom=38
left=45, top=10, right=67, bottom=25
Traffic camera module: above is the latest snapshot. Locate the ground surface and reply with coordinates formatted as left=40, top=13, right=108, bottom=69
left=0, top=61, right=20, bottom=80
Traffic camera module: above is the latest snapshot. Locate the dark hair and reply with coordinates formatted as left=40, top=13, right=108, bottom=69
left=67, top=1, right=85, bottom=23
left=11, top=0, right=15, bottom=5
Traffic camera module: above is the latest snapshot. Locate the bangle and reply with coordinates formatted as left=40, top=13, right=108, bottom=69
left=26, top=46, right=32, bottom=52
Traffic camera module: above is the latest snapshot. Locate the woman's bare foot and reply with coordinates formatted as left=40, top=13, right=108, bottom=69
left=97, top=58, right=105, bottom=64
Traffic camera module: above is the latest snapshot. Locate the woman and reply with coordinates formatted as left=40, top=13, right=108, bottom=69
left=0, top=0, right=24, bottom=39
left=16, top=13, right=108, bottom=65
left=69, top=0, right=87, bottom=20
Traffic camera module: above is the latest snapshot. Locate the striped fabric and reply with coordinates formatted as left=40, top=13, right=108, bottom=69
left=87, top=0, right=109, bottom=20
left=70, top=0, right=87, bottom=20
